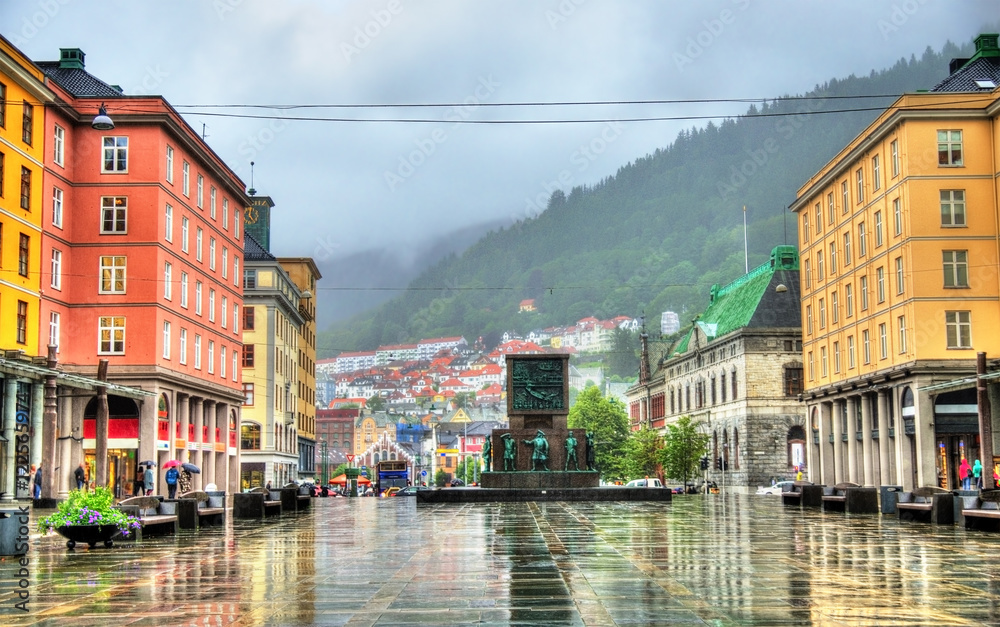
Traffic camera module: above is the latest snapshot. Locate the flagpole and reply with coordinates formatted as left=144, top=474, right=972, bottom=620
left=743, top=205, right=749, bottom=273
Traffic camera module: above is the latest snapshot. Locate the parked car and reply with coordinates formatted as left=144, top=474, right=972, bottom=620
left=756, top=481, right=795, bottom=496
left=395, top=486, right=431, bottom=497
left=450, top=478, right=465, bottom=487
left=624, top=478, right=664, bottom=488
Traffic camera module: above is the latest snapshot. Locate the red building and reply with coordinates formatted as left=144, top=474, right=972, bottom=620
left=37, top=49, right=247, bottom=497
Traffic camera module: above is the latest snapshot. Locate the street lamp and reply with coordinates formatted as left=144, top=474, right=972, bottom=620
left=91, top=103, right=114, bottom=130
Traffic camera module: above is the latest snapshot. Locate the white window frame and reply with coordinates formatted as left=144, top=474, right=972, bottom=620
left=209, top=289, right=216, bottom=323
left=833, top=341, right=841, bottom=373
left=234, top=258, right=240, bottom=287
left=165, top=204, right=173, bottom=242
left=862, top=330, right=871, bottom=365
left=98, top=316, right=126, bottom=355
left=841, top=180, right=849, bottom=214
left=179, top=328, right=188, bottom=365
left=943, top=250, right=969, bottom=288
left=875, top=211, right=883, bottom=247
left=52, top=187, right=63, bottom=228
left=101, top=136, right=128, bottom=173
left=48, top=311, right=60, bottom=352
left=194, top=334, right=202, bottom=370
left=101, top=196, right=127, bottom=234
left=820, top=346, right=828, bottom=377
left=166, top=145, right=174, bottom=183
left=50, top=248, right=62, bottom=290
left=898, top=316, right=907, bottom=354
left=937, top=130, right=963, bottom=166
left=181, top=217, right=189, bottom=252
left=879, top=323, right=888, bottom=360
left=182, top=161, right=190, bottom=196
left=195, top=281, right=203, bottom=316
left=53, top=124, right=65, bottom=166
left=831, top=290, right=839, bottom=324
left=163, top=321, right=171, bottom=360
left=876, top=266, right=885, bottom=303
left=220, top=345, right=226, bottom=379
left=180, top=272, right=189, bottom=309
left=856, top=167, right=864, bottom=203
left=860, top=276, right=869, bottom=311
left=872, top=155, right=880, bottom=191
left=232, top=349, right=238, bottom=381
left=848, top=335, right=856, bottom=369
left=196, top=228, right=203, bottom=262
left=221, top=296, right=228, bottom=329
left=829, top=242, right=837, bottom=276
left=858, top=222, right=867, bottom=257
left=209, top=237, right=216, bottom=271
left=945, top=311, right=972, bottom=349
left=99, top=255, right=126, bottom=294
left=208, top=340, right=215, bottom=374
left=827, top=192, right=835, bottom=225
left=222, top=248, right=228, bottom=279
left=223, top=198, right=229, bottom=231
left=893, top=198, right=902, bottom=236
left=940, top=190, right=966, bottom=227
left=845, top=283, right=854, bottom=318
left=210, top=186, right=217, bottom=219
left=164, top=262, right=172, bottom=300
left=890, top=140, right=899, bottom=178
left=197, top=174, right=204, bottom=209
left=895, top=257, right=905, bottom=295
left=233, top=304, right=239, bottom=334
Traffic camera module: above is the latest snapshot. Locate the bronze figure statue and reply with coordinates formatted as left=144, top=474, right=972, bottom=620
left=522, top=430, right=550, bottom=471
left=501, top=433, right=517, bottom=471
left=585, top=431, right=597, bottom=471
left=565, top=433, right=579, bottom=471
left=483, top=435, right=492, bottom=472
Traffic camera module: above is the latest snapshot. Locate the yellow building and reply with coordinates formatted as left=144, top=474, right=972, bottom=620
left=276, top=257, right=321, bottom=480
left=239, top=232, right=304, bottom=489
left=0, top=36, right=51, bottom=355
left=791, top=34, right=1000, bottom=491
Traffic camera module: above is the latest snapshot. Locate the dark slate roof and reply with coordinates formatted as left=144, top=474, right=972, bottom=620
left=932, top=57, right=1000, bottom=92
left=243, top=233, right=275, bottom=261
left=36, top=62, right=124, bottom=98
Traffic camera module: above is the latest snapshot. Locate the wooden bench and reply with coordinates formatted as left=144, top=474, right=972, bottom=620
left=896, top=486, right=953, bottom=524
left=116, top=496, right=179, bottom=539
left=961, top=490, right=1000, bottom=530
left=295, top=484, right=312, bottom=510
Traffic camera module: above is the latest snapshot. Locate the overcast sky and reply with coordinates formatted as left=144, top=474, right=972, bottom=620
left=5, top=1, right=996, bottom=266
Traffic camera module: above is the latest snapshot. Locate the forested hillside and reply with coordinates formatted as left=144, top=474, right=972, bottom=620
left=319, top=39, right=972, bottom=358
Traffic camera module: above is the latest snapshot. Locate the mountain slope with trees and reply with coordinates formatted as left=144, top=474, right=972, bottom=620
left=319, top=39, right=974, bottom=357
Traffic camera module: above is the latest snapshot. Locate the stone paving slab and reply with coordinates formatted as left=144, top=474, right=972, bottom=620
left=3, top=495, right=1000, bottom=624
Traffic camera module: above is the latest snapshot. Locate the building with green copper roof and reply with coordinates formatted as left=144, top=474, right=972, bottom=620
left=626, top=246, right=807, bottom=488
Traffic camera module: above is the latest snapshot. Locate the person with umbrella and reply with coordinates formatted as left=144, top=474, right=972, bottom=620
left=179, top=466, right=194, bottom=494
left=143, top=464, right=155, bottom=496
left=165, top=464, right=179, bottom=499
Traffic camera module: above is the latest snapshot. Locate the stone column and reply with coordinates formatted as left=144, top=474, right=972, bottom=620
left=818, top=402, right=833, bottom=485
left=859, top=394, right=875, bottom=487
left=30, top=382, right=43, bottom=469
left=845, top=397, right=858, bottom=483
left=831, top=399, right=844, bottom=484
left=139, top=390, right=158, bottom=492
left=1, top=377, right=17, bottom=502
left=198, top=401, right=213, bottom=491
left=177, top=393, right=189, bottom=460
left=877, top=389, right=892, bottom=486
left=206, top=402, right=219, bottom=488
left=913, top=387, right=936, bottom=489
left=190, top=398, right=204, bottom=490
left=57, top=392, right=73, bottom=498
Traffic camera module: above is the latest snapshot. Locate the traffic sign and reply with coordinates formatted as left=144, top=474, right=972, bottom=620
left=347, top=454, right=355, bottom=462
left=421, top=470, right=427, bottom=477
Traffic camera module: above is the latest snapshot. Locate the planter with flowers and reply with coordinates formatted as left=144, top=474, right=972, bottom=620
left=37, top=487, right=141, bottom=549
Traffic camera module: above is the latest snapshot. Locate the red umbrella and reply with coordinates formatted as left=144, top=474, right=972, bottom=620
left=328, top=474, right=371, bottom=485
left=162, top=460, right=182, bottom=468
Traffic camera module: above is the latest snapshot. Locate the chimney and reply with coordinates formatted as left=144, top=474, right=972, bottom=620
left=58, top=48, right=85, bottom=70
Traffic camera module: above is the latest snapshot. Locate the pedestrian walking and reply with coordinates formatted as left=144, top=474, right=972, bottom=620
left=33, top=465, right=42, bottom=500
left=165, top=466, right=179, bottom=499
left=144, top=465, right=155, bottom=496
left=179, top=469, right=193, bottom=494
left=973, top=459, right=983, bottom=490
left=135, top=466, right=145, bottom=496
left=75, top=462, right=87, bottom=490
left=960, top=457, right=972, bottom=490
left=795, top=467, right=803, bottom=482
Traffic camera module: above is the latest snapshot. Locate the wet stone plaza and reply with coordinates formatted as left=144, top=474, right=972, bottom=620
left=3, top=493, right=1000, bottom=626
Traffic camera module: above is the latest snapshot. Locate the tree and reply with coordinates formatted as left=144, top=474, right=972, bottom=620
left=453, top=391, right=476, bottom=409
left=660, top=416, right=710, bottom=487
left=367, top=395, right=386, bottom=412
left=567, top=386, right=630, bottom=482
left=434, top=468, right=448, bottom=487
left=331, top=463, right=350, bottom=478
left=455, top=456, right=481, bottom=484
left=624, top=427, right=663, bottom=480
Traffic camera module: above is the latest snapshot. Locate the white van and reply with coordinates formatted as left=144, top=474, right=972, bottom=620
left=624, top=478, right=663, bottom=488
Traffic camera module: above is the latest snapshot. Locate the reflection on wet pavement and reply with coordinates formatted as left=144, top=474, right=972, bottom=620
left=2, top=493, right=1000, bottom=625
